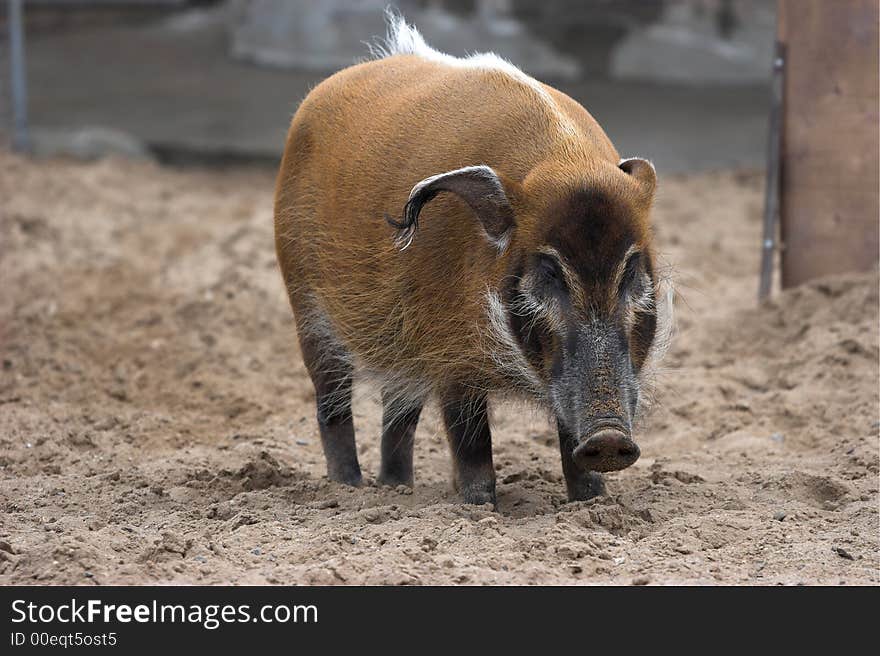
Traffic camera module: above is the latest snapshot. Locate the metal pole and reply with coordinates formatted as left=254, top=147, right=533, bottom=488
left=8, top=0, right=30, bottom=153
left=758, top=41, right=785, bottom=302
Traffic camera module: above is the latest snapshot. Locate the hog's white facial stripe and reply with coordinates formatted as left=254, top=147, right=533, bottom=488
left=508, top=285, right=562, bottom=337
left=630, top=274, right=655, bottom=313
left=484, top=288, right=544, bottom=395
left=613, top=245, right=640, bottom=294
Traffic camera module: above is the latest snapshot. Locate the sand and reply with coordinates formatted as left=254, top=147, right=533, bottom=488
left=0, top=151, right=877, bottom=585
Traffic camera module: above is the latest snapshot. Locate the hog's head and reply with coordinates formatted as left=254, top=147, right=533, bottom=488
left=504, top=158, right=665, bottom=471
left=388, top=157, right=669, bottom=473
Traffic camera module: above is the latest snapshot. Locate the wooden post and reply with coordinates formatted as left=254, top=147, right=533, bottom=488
left=778, top=0, right=879, bottom=288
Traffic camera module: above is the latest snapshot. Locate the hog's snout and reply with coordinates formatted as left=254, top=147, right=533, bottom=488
left=572, top=428, right=640, bottom=472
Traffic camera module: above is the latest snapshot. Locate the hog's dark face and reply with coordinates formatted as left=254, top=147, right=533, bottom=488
left=505, top=183, right=660, bottom=473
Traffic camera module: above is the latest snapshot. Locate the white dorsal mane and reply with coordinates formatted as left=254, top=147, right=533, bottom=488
left=369, top=11, right=554, bottom=104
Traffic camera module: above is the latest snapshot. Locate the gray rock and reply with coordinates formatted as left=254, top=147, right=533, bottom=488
left=31, top=127, right=153, bottom=162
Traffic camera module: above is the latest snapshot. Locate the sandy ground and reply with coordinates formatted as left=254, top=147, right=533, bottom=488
left=0, top=151, right=877, bottom=585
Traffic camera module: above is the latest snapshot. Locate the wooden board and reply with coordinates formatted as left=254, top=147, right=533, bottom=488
left=778, top=0, right=879, bottom=288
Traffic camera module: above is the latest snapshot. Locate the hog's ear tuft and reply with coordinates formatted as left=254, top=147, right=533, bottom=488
left=386, top=165, right=515, bottom=251
left=619, top=157, right=657, bottom=197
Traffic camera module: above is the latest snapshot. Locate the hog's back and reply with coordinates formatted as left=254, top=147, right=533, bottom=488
left=274, top=55, right=616, bottom=381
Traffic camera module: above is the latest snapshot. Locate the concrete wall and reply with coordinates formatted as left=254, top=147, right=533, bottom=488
left=228, top=0, right=775, bottom=84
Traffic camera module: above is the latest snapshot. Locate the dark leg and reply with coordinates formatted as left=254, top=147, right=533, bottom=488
left=378, top=391, right=422, bottom=487
left=297, top=325, right=362, bottom=486
left=441, top=391, right=496, bottom=506
left=558, top=420, right=605, bottom=501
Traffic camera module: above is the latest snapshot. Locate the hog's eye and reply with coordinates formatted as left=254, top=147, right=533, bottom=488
left=535, top=254, right=567, bottom=296
left=618, top=250, right=645, bottom=299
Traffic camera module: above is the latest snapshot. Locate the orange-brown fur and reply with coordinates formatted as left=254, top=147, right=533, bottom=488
left=274, top=55, right=657, bottom=403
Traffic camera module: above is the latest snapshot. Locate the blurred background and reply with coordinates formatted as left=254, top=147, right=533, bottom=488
left=0, top=0, right=776, bottom=173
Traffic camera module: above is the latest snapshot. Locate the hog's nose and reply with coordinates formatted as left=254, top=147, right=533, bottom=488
left=572, top=429, right=640, bottom=472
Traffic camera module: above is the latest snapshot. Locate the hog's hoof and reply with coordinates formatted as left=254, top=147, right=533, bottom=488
left=377, top=472, right=413, bottom=489
left=327, top=466, right=363, bottom=487
left=566, top=471, right=606, bottom=502
left=460, top=484, right=497, bottom=507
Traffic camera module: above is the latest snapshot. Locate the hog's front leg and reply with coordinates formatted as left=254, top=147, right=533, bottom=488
left=558, top=422, right=606, bottom=501
left=378, top=391, right=423, bottom=487
left=441, top=391, right=496, bottom=506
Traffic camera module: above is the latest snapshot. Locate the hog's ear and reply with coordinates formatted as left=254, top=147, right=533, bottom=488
left=386, top=165, right=515, bottom=252
left=619, top=157, right=657, bottom=197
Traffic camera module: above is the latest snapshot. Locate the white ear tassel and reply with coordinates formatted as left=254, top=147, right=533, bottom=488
left=394, top=224, right=417, bottom=251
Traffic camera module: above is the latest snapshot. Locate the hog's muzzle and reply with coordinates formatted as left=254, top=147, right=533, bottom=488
left=572, top=423, right=640, bottom=472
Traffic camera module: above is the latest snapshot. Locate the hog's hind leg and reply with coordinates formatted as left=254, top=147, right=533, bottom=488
left=378, top=390, right=423, bottom=487
left=296, top=315, right=362, bottom=487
